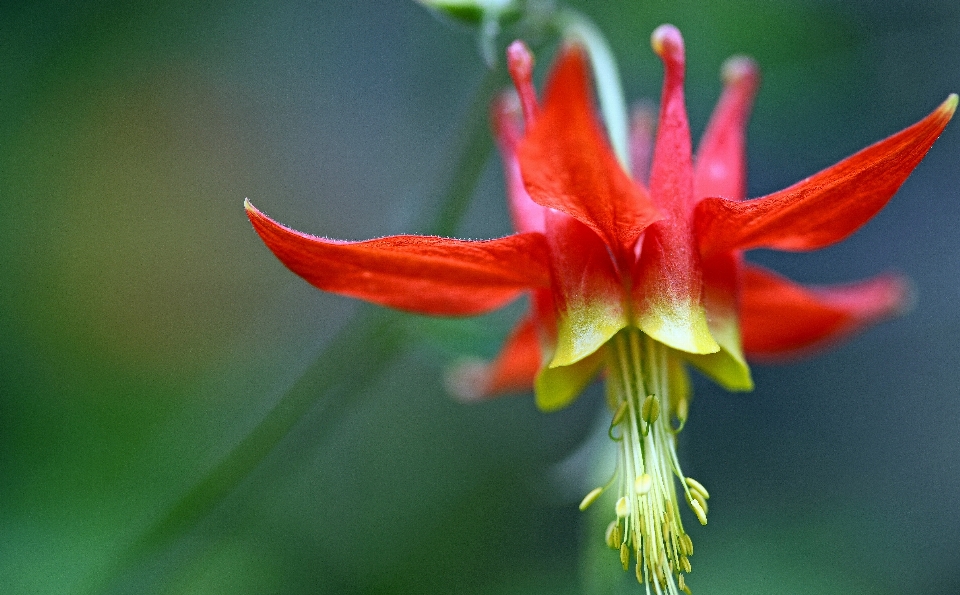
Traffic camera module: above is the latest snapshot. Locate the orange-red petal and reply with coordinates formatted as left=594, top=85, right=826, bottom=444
left=632, top=226, right=719, bottom=354
left=491, top=92, right=546, bottom=234
left=246, top=200, right=551, bottom=316
left=683, top=251, right=752, bottom=390
left=545, top=210, right=628, bottom=367
left=632, top=26, right=718, bottom=355
left=649, top=24, right=695, bottom=214
left=628, top=101, right=656, bottom=189
left=697, top=95, right=957, bottom=257
left=518, top=44, right=660, bottom=262
left=740, top=264, right=910, bottom=360
left=693, top=56, right=759, bottom=202
left=447, top=313, right=541, bottom=400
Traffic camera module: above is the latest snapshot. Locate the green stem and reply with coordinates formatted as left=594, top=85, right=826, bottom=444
left=93, top=65, right=506, bottom=595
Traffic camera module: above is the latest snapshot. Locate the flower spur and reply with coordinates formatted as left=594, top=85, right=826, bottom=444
left=246, top=24, right=955, bottom=593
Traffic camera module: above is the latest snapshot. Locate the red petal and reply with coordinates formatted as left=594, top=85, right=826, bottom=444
left=518, top=45, right=660, bottom=262
left=246, top=200, right=551, bottom=316
left=628, top=101, right=656, bottom=188
left=684, top=251, right=753, bottom=390
left=694, top=56, right=759, bottom=202
left=506, top=40, right=540, bottom=126
left=631, top=27, right=718, bottom=355
left=491, top=92, right=546, bottom=233
left=545, top=210, right=629, bottom=367
left=632, top=224, right=718, bottom=354
left=741, top=264, right=909, bottom=360
left=649, top=24, right=695, bottom=214
left=697, top=95, right=957, bottom=256
left=446, top=313, right=541, bottom=400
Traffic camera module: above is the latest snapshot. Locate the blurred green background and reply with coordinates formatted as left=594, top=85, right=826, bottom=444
left=2, top=1, right=959, bottom=594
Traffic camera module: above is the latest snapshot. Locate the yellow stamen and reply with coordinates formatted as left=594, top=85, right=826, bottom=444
left=600, top=328, right=705, bottom=590
left=641, top=394, right=660, bottom=425
left=615, top=496, right=629, bottom=518
left=605, top=520, right=622, bottom=549
left=690, top=489, right=709, bottom=516
left=579, top=487, right=604, bottom=511
left=680, top=533, right=694, bottom=556
left=634, top=473, right=652, bottom=495
left=685, top=476, right=710, bottom=499
left=689, top=498, right=707, bottom=525
left=611, top=400, right=629, bottom=426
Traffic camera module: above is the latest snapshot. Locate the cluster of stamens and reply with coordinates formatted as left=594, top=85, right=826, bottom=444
left=580, top=328, right=710, bottom=594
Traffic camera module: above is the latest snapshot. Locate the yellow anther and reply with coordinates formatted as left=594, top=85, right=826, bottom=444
left=689, top=498, right=707, bottom=525
left=676, top=397, right=689, bottom=423
left=615, top=496, right=629, bottom=518
left=611, top=400, right=628, bottom=426
left=685, top=477, right=710, bottom=500
left=605, top=520, right=621, bottom=549
left=641, top=394, right=661, bottom=424
left=690, top=489, right=709, bottom=516
left=680, top=533, right=694, bottom=556
left=634, top=473, right=652, bottom=495
left=601, top=329, right=709, bottom=591
left=579, top=487, right=604, bottom=511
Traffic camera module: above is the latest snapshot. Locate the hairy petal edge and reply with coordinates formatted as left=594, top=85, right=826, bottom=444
left=246, top=200, right=551, bottom=316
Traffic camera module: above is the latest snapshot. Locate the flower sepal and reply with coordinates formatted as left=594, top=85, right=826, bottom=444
left=535, top=349, right=604, bottom=412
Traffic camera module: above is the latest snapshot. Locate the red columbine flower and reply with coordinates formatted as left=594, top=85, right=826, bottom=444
left=246, top=24, right=955, bottom=593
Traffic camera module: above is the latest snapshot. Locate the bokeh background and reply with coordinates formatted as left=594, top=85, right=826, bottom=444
left=2, top=1, right=959, bottom=594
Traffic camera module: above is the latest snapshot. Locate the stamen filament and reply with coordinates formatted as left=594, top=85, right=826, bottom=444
left=603, top=327, right=705, bottom=594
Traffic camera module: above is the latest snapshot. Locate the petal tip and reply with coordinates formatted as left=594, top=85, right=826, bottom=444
left=507, top=39, right=539, bottom=123
left=651, top=24, right=684, bottom=64
left=534, top=354, right=602, bottom=412
left=445, top=358, right=491, bottom=403
left=721, top=55, right=758, bottom=87
left=638, top=312, right=721, bottom=355
left=887, top=274, right=916, bottom=317
left=941, top=93, right=958, bottom=118
left=244, top=199, right=268, bottom=226
left=506, top=39, right=534, bottom=75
